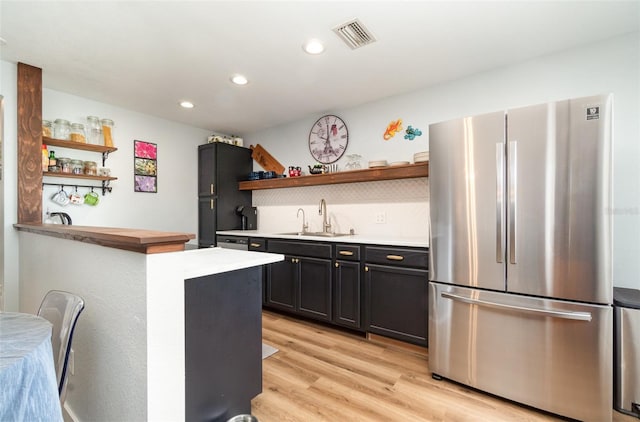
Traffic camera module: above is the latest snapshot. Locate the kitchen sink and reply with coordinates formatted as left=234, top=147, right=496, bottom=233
left=276, top=231, right=351, bottom=238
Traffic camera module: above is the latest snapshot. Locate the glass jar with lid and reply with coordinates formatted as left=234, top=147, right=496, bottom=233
left=71, top=159, right=84, bottom=175
left=83, top=160, right=97, bottom=176
left=42, top=120, right=53, bottom=137
left=53, top=119, right=71, bottom=140
left=101, top=118, right=115, bottom=147
left=58, top=157, right=71, bottom=173
left=86, top=116, right=103, bottom=145
left=69, top=123, right=86, bottom=143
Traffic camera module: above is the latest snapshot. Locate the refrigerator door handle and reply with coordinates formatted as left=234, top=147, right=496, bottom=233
left=496, top=143, right=505, bottom=263
left=508, top=140, right=517, bottom=264
left=441, top=291, right=593, bottom=321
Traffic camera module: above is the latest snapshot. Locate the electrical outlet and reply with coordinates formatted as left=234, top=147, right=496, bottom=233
left=375, top=211, right=386, bottom=224
left=69, top=348, right=74, bottom=375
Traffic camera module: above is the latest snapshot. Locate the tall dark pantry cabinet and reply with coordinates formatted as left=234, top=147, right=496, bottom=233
left=198, top=143, right=252, bottom=247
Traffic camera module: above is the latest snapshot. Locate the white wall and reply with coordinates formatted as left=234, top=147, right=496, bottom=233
left=247, top=33, right=640, bottom=289
left=0, top=59, right=211, bottom=310
left=1, top=61, right=19, bottom=311
left=41, top=89, right=210, bottom=231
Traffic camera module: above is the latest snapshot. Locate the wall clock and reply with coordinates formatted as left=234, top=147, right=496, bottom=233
left=308, top=114, right=349, bottom=164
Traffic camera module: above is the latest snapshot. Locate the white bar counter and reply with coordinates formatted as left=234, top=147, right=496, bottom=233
left=17, top=229, right=283, bottom=422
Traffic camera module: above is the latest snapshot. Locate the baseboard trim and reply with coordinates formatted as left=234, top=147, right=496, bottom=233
left=366, top=333, right=428, bottom=357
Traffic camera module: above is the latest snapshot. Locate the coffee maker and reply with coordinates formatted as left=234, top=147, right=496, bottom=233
left=236, top=206, right=257, bottom=230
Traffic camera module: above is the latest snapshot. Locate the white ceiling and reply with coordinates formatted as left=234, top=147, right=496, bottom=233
left=1, top=1, right=638, bottom=135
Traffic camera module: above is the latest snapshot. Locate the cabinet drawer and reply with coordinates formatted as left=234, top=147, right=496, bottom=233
left=335, top=244, right=360, bottom=261
left=268, top=240, right=332, bottom=259
left=248, top=238, right=267, bottom=252
left=365, top=246, right=428, bottom=269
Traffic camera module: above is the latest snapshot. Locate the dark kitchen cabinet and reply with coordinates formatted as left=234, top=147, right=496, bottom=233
left=248, top=238, right=268, bottom=304
left=265, top=257, right=296, bottom=311
left=365, top=246, right=429, bottom=346
left=333, top=244, right=363, bottom=330
left=197, top=143, right=252, bottom=247
left=198, top=197, right=216, bottom=247
left=265, top=240, right=332, bottom=322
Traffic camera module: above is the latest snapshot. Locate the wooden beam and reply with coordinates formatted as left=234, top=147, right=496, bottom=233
left=17, top=63, right=42, bottom=224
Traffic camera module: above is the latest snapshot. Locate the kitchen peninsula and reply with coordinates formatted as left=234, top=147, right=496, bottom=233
left=15, top=224, right=283, bottom=421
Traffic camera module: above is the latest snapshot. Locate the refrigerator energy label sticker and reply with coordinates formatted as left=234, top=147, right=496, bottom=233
left=586, top=106, right=600, bottom=120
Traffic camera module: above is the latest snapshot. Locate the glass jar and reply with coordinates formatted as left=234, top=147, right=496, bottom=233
left=86, top=116, right=103, bottom=145
left=71, top=159, right=84, bottom=175
left=53, top=119, right=71, bottom=140
left=83, top=160, right=97, bottom=176
left=58, top=157, right=71, bottom=173
left=42, top=120, right=53, bottom=137
left=101, top=118, right=114, bottom=147
left=69, top=123, right=86, bottom=143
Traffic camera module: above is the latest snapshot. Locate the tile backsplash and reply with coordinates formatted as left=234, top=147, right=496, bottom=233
left=253, top=177, right=429, bottom=238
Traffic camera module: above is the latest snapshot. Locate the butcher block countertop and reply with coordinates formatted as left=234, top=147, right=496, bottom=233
left=14, top=224, right=195, bottom=254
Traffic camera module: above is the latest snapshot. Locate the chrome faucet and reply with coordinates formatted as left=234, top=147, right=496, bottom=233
left=318, top=199, right=331, bottom=233
left=297, top=208, right=308, bottom=233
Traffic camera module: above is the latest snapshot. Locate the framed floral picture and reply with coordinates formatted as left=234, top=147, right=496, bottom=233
left=134, top=140, right=157, bottom=193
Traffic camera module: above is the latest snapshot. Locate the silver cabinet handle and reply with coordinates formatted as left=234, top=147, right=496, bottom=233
left=508, top=140, right=517, bottom=264
left=496, top=143, right=505, bottom=263
left=441, top=292, right=592, bottom=321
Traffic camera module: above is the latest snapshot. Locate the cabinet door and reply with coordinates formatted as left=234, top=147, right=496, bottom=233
left=198, top=144, right=216, bottom=197
left=297, top=257, right=332, bottom=322
left=366, top=264, right=429, bottom=346
left=198, top=196, right=216, bottom=247
left=333, top=260, right=362, bottom=329
left=265, top=257, right=297, bottom=311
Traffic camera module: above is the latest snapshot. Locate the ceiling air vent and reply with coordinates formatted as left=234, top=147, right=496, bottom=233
left=332, top=18, right=376, bottom=50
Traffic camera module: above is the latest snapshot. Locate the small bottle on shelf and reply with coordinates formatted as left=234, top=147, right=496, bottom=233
left=41, top=144, right=49, bottom=171
left=48, top=150, right=57, bottom=166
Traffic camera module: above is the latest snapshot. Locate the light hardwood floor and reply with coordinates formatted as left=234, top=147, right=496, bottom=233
left=253, top=310, right=635, bottom=422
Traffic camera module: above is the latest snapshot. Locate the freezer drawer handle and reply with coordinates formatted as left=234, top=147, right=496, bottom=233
left=441, top=292, right=592, bottom=321
left=386, top=255, right=404, bottom=261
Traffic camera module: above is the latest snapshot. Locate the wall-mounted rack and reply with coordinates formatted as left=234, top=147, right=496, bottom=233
left=43, top=181, right=113, bottom=196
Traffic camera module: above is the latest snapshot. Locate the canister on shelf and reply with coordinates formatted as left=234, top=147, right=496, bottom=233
left=42, top=120, right=53, bottom=137
left=58, top=157, right=71, bottom=173
left=86, top=116, right=103, bottom=145
left=101, top=118, right=114, bottom=147
left=69, top=123, right=86, bottom=143
left=71, top=159, right=84, bottom=175
left=53, top=119, right=71, bottom=140
left=83, top=160, right=97, bottom=176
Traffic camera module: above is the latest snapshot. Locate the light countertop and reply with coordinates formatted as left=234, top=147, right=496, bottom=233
left=216, top=230, right=428, bottom=248
left=176, top=247, right=284, bottom=280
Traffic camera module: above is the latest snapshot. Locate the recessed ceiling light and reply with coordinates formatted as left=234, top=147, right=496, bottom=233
left=231, top=74, right=249, bottom=85
left=179, top=101, right=194, bottom=109
left=303, top=39, right=325, bottom=55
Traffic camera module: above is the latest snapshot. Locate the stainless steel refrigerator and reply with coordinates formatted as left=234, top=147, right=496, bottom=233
left=428, top=94, right=613, bottom=422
